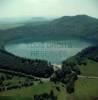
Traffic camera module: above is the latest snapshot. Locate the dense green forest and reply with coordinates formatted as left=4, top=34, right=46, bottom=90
left=0, top=49, right=54, bottom=78
left=65, top=46, right=98, bottom=65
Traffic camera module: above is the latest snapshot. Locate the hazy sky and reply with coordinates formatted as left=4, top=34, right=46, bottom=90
left=0, top=0, right=98, bottom=18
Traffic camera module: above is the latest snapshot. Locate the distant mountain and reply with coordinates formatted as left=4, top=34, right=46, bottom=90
left=0, top=17, right=49, bottom=31
left=0, top=17, right=47, bottom=24
left=0, top=15, right=98, bottom=47
left=49, top=15, right=98, bottom=40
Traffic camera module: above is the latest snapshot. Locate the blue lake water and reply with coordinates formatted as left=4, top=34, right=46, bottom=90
left=5, top=40, right=91, bottom=64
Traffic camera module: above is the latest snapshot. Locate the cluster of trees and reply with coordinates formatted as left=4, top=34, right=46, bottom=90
left=0, top=49, right=54, bottom=78
left=0, top=74, right=34, bottom=92
left=78, top=46, right=98, bottom=62
left=0, top=81, right=34, bottom=92
left=50, top=61, right=80, bottom=94
left=73, top=46, right=98, bottom=64
left=34, top=90, right=57, bottom=100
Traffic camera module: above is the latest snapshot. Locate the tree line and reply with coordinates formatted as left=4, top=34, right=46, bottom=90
left=0, top=49, right=54, bottom=78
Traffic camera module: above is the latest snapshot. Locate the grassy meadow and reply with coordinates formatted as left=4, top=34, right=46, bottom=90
left=0, top=78, right=98, bottom=100
left=79, top=59, right=98, bottom=76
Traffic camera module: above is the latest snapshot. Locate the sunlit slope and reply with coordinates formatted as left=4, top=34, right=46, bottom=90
left=65, top=46, right=98, bottom=76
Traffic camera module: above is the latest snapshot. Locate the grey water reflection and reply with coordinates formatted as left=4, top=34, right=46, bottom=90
left=5, top=40, right=91, bottom=64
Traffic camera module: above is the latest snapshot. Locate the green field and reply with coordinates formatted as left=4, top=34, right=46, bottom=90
left=79, top=59, right=98, bottom=76
left=0, top=96, right=32, bottom=100
left=75, top=78, right=98, bottom=100
left=0, top=78, right=98, bottom=100
left=0, top=81, right=67, bottom=100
